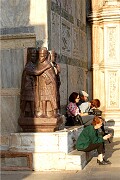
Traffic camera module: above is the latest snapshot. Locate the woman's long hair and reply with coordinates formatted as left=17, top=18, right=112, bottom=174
left=69, top=92, right=79, bottom=103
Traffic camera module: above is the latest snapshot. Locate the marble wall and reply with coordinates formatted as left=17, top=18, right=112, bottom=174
left=0, top=0, right=87, bottom=137
left=50, top=0, right=88, bottom=111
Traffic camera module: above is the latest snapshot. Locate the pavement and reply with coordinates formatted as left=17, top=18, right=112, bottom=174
left=1, top=138, right=120, bottom=180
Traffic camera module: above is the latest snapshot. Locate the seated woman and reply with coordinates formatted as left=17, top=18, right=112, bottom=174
left=79, top=98, right=100, bottom=114
left=65, top=92, right=83, bottom=126
left=76, top=116, right=112, bottom=165
left=79, top=99, right=108, bottom=137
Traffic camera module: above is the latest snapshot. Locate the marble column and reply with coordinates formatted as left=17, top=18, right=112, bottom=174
left=88, top=0, right=120, bottom=122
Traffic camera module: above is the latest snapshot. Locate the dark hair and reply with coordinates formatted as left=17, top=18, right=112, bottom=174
left=91, top=116, right=103, bottom=126
left=90, top=99, right=100, bottom=108
left=69, top=92, right=79, bottom=103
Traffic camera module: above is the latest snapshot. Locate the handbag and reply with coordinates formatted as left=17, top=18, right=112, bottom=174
left=65, top=114, right=83, bottom=126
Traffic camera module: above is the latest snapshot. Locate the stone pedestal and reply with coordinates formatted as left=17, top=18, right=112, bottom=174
left=18, top=115, right=64, bottom=132
left=0, top=126, right=96, bottom=171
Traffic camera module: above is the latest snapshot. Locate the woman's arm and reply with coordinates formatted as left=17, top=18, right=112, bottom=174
left=88, top=126, right=104, bottom=144
left=67, top=102, right=80, bottom=116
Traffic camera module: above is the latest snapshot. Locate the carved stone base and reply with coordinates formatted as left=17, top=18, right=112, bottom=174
left=18, top=116, right=63, bottom=132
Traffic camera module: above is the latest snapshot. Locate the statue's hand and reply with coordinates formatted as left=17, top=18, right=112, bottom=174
left=46, top=61, right=52, bottom=69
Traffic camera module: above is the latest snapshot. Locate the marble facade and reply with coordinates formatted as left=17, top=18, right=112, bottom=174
left=1, top=0, right=87, bottom=136
left=1, top=0, right=120, bottom=171
left=87, top=0, right=120, bottom=123
left=1, top=0, right=119, bottom=153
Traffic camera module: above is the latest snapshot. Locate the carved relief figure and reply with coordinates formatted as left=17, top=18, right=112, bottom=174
left=49, top=49, right=61, bottom=109
left=20, top=47, right=38, bottom=117
left=38, top=47, right=58, bottom=117
left=20, top=47, right=51, bottom=118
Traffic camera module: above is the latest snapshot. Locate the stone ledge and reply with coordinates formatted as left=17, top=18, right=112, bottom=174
left=8, top=126, right=84, bottom=153
left=0, top=33, right=36, bottom=40
left=31, top=150, right=94, bottom=171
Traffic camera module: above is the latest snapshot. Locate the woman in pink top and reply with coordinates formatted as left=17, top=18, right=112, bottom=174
left=65, top=92, right=83, bottom=126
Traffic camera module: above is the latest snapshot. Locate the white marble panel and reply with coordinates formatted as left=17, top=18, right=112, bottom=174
left=82, top=0, right=86, bottom=24
left=1, top=0, right=30, bottom=28
left=10, top=133, right=21, bottom=147
left=75, top=0, right=81, bottom=20
left=1, top=96, right=20, bottom=135
left=65, top=151, right=86, bottom=170
left=62, top=0, right=73, bottom=15
left=106, top=70, right=119, bottom=108
left=104, top=24, right=119, bottom=64
left=1, top=49, right=24, bottom=88
left=68, top=65, right=86, bottom=95
left=51, top=11, right=60, bottom=54
left=9, top=126, right=84, bottom=153
left=32, top=152, right=66, bottom=171
left=80, top=31, right=87, bottom=62
left=72, top=26, right=80, bottom=59
left=59, top=64, right=68, bottom=106
left=61, top=18, right=72, bottom=57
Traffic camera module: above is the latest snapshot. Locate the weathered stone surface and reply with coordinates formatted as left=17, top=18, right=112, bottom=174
left=0, top=151, right=32, bottom=171
left=87, top=2, right=120, bottom=123
left=18, top=116, right=63, bottom=132
left=8, top=126, right=84, bottom=153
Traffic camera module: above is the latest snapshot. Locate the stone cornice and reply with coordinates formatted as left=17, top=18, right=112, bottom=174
left=88, top=6, right=120, bottom=22
left=92, top=63, right=120, bottom=70
left=0, top=33, right=36, bottom=40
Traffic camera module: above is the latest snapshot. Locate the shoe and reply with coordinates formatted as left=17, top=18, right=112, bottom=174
left=97, top=159, right=111, bottom=164
left=98, top=160, right=109, bottom=165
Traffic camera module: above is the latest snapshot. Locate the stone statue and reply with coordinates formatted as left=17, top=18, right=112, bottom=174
left=49, top=50, right=61, bottom=109
left=20, top=47, right=51, bottom=118
left=19, top=47, right=63, bottom=132
left=37, top=47, right=58, bottom=117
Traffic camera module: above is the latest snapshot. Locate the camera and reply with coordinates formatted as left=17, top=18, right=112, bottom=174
left=88, top=109, right=102, bottom=116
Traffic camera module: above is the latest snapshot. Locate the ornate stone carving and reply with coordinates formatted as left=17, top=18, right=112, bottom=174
left=72, top=27, right=79, bottom=58
left=61, top=19, right=71, bottom=56
left=108, top=27, right=116, bottom=61
left=61, top=0, right=72, bottom=15
left=18, top=47, right=63, bottom=132
left=108, top=71, right=118, bottom=107
left=51, top=11, right=60, bottom=53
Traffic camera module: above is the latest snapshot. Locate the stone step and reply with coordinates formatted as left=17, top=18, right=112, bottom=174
left=65, top=150, right=94, bottom=170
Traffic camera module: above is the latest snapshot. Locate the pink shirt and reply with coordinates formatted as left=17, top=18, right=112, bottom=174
left=67, top=102, right=80, bottom=116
